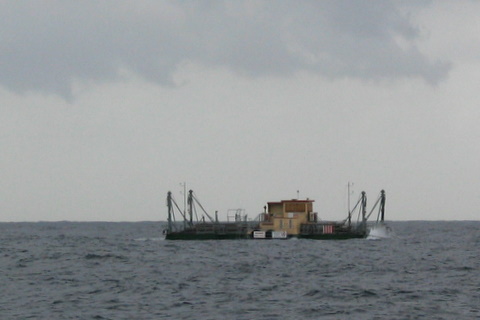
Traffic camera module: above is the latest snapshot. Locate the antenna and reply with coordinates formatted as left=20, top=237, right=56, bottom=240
left=180, top=182, right=186, bottom=223
left=347, top=182, right=354, bottom=227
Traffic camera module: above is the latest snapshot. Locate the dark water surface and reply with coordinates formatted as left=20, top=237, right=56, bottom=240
left=1, top=221, right=479, bottom=319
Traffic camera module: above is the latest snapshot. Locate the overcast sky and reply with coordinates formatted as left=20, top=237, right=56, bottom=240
left=1, top=1, right=479, bottom=222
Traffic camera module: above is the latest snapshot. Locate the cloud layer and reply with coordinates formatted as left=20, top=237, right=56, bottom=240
left=0, top=1, right=449, bottom=98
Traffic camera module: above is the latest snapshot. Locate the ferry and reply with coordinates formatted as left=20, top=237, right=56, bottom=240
left=164, top=189, right=386, bottom=240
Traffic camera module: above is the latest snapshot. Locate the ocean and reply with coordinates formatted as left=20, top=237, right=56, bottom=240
left=0, top=221, right=478, bottom=319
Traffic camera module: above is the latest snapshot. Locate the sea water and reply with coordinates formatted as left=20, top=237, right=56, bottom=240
left=0, top=221, right=478, bottom=319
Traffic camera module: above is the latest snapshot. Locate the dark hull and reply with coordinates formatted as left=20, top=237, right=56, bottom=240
left=165, top=231, right=365, bottom=240
left=297, top=232, right=365, bottom=240
left=165, top=232, right=249, bottom=240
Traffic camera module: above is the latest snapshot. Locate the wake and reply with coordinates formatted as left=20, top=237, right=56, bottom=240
left=133, top=237, right=166, bottom=241
left=367, top=223, right=393, bottom=240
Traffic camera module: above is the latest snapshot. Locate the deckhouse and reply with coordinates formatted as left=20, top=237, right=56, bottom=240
left=259, top=199, right=317, bottom=236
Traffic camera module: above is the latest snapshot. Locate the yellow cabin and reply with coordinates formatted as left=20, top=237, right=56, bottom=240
left=259, top=199, right=317, bottom=236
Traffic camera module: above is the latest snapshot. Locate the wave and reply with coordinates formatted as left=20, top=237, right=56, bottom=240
left=367, top=223, right=394, bottom=240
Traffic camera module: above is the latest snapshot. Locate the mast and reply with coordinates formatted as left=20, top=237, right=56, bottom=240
left=347, top=182, right=353, bottom=227
left=167, top=191, right=173, bottom=233
left=361, top=191, right=367, bottom=233
left=181, top=182, right=187, bottom=228
left=380, top=190, right=386, bottom=222
left=188, top=189, right=193, bottom=224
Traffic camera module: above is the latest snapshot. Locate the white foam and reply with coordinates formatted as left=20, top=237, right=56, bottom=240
left=134, top=236, right=166, bottom=241
left=367, top=223, right=393, bottom=240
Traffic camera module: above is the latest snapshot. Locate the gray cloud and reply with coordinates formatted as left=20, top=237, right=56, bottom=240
left=0, top=1, right=449, bottom=98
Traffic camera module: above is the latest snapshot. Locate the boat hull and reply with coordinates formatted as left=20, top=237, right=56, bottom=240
left=297, top=233, right=365, bottom=240
left=165, top=231, right=365, bottom=240
left=165, top=232, right=249, bottom=240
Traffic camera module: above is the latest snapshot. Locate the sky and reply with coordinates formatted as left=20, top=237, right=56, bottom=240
left=1, top=1, right=479, bottom=222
